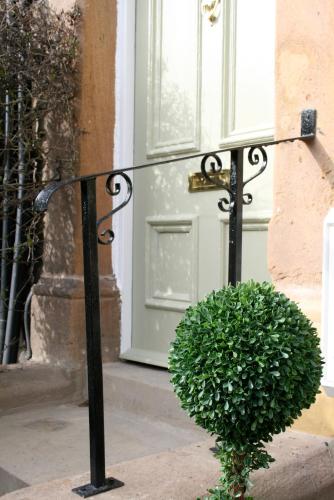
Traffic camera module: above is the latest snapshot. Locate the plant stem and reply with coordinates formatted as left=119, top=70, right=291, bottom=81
left=232, top=452, right=247, bottom=499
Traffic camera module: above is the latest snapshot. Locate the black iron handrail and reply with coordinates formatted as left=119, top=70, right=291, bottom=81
left=35, top=127, right=316, bottom=213
left=35, top=109, right=316, bottom=497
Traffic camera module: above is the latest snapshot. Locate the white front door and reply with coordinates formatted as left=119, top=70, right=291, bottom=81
left=121, top=0, right=276, bottom=367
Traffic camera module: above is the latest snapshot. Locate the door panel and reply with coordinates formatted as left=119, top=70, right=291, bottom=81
left=145, top=215, right=199, bottom=312
left=121, top=0, right=276, bottom=367
left=146, top=0, right=202, bottom=156
left=221, top=0, right=275, bottom=145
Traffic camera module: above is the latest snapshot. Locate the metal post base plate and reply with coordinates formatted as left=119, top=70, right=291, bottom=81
left=72, top=478, right=124, bottom=498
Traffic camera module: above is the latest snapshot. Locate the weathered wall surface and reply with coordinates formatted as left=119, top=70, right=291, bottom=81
left=31, top=0, right=120, bottom=370
left=271, top=0, right=334, bottom=434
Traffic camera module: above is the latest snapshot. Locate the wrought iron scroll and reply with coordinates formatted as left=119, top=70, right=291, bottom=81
left=200, top=148, right=268, bottom=213
left=200, top=153, right=234, bottom=212
left=97, top=172, right=132, bottom=245
left=242, top=146, right=268, bottom=206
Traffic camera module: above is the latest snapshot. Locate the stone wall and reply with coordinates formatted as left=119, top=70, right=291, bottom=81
left=31, top=0, right=120, bottom=371
left=271, top=0, right=334, bottom=435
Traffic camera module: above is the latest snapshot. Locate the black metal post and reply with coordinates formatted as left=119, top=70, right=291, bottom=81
left=72, top=178, right=123, bottom=498
left=228, top=148, right=244, bottom=286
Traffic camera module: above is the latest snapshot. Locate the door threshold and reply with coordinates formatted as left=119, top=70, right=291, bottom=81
left=120, top=348, right=168, bottom=368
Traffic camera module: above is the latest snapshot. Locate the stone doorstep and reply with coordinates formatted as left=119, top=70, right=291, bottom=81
left=0, top=362, right=85, bottom=416
left=2, top=432, right=334, bottom=500
left=2, top=361, right=334, bottom=499
left=102, top=361, right=195, bottom=429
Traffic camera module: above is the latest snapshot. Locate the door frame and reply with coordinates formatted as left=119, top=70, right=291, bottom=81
left=113, top=0, right=136, bottom=354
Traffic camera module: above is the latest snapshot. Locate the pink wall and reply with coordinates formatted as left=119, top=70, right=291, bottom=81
left=271, top=0, right=334, bottom=435
left=270, top=0, right=334, bottom=287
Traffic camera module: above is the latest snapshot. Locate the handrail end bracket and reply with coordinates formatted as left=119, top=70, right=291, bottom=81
left=301, top=109, right=317, bottom=140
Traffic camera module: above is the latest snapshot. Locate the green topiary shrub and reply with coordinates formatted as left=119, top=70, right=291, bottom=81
left=169, top=281, right=323, bottom=499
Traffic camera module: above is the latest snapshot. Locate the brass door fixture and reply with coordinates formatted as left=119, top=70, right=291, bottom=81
left=188, top=169, right=230, bottom=192
left=201, top=0, right=221, bottom=25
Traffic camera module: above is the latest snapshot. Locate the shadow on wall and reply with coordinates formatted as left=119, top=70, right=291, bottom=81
left=310, top=137, right=334, bottom=189
left=31, top=182, right=84, bottom=366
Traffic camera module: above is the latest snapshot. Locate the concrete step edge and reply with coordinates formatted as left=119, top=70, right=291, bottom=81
left=3, top=432, right=334, bottom=499
left=102, top=361, right=193, bottom=428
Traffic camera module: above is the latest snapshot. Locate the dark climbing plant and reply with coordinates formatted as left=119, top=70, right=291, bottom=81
left=0, top=0, right=80, bottom=363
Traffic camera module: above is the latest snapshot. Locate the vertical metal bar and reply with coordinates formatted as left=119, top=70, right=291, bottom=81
left=0, top=0, right=13, bottom=362
left=73, top=178, right=123, bottom=497
left=228, top=148, right=244, bottom=286
left=0, top=89, right=11, bottom=361
left=3, top=75, right=26, bottom=364
left=2, top=0, right=36, bottom=364
left=81, top=178, right=106, bottom=488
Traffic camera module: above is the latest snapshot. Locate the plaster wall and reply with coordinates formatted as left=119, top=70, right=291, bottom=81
left=31, top=0, right=120, bottom=369
left=272, top=0, right=334, bottom=435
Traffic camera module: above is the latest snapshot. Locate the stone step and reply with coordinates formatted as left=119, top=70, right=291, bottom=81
left=4, top=432, right=334, bottom=500
left=103, top=361, right=199, bottom=430
left=0, top=402, right=205, bottom=491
